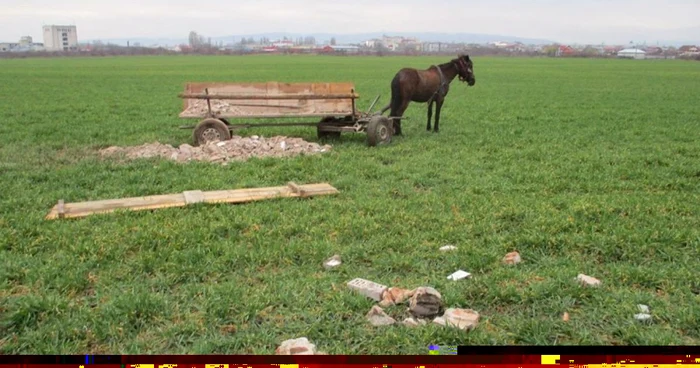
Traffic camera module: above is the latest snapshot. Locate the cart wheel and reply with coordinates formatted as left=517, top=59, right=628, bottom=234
left=193, top=118, right=231, bottom=146
left=318, top=117, right=342, bottom=140
left=366, top=116, right=393, bottom=147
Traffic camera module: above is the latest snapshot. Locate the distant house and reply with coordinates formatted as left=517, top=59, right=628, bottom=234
left=602, top=46, right=623, bottom=56
left=678, top=45, right=700, bottom=57
left=617, top=48, right=646, bottom=59
left=645, top=47, right=663, bottom=55
left=678, top=45, right=699, bottom=53
left=321, top=45, right=359, bottom=54
left=556, top=45, right=575, bottom=56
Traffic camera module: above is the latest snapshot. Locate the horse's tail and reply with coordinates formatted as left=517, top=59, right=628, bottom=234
left=389, top=73, right=401, bottom=116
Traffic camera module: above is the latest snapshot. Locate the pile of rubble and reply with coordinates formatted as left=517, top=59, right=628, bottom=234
left=98, top=135, right=332, bottom=165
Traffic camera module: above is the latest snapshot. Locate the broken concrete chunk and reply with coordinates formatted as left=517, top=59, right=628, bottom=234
left=379, top=287, right=416, bottom=307
left=447, top=270, right=471, bottom=281
left=432, top=317, right=447, bottom=326
left=323, top=254, right=342, bottom=269
left=439, top=245, right=458, bottom=252
left=366, top=305, right=396, bottom=326
left=275, top=337, right=317, bottom=355
left=576, top=274, right=601, bottom=287
left=503, top=251, right=522, bottom=265
left=443, top=308, right=480, bottom=331
left=347, top=278, right=388, bottom=301
left=402, top=317, right=427, bottom=327
left=408, top=286, right=444, bottom=318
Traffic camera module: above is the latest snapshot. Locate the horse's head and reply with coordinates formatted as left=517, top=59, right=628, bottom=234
left=454, top=54, right=475, bottom=86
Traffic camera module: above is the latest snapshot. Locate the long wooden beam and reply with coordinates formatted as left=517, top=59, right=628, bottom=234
left=45, top=182, right=339, bottom=220
left=178, top=93, right=360, bottom=100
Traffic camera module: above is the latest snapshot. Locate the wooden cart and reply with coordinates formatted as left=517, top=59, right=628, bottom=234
left=177, top=81, right=394, bottom=147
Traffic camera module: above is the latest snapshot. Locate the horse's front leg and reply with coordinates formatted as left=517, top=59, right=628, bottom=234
left=426, top=100, right=434, bottom=131
left=434, top=99, right=444, bottom=133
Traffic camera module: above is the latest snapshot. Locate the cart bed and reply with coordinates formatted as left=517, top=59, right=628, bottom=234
left=179, top=82, right=358, bottom=119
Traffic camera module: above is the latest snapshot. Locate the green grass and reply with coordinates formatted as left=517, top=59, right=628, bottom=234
left=1, top=54, right=699, bottom=353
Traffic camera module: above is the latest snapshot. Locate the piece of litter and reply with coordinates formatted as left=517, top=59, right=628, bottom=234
left=447, top=270, right=471, bottom=281
left=634, top=313, right=652, bottom=322
left=323, top=254, right=342, bottom=269
left=576, top=274, right=601, bottom=287
left=347, top=278, right=388, bottom=302
left=637, top=304, right=650, bottom=313
left=502, top=251, right=522, bottom=265
left=439, top=245, right=458, bottom=252
left=366, top=305, right=396, bottom=326
left=562, top=312, right=570, bottom=322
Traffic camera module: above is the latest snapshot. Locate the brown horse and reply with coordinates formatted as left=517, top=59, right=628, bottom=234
left=380, top=54, right=475, bottom=135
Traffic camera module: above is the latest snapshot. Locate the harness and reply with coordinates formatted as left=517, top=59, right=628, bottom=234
left=429, top=64, right=448, bottom=104
left=428, top=58, right=470, bottom=103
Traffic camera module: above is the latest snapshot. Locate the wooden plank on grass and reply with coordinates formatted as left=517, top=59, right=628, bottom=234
left=45, top=183, right=339, bottom=220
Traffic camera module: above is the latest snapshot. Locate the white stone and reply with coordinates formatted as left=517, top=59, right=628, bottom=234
left=347, top=278, right=388, bottom=301
left=402, top=317, right=426, bottom=327
left=637, top=304, right=650, bottom=313
left=366, top=306, right=396, bottom=326
left=439, top=245, right=458, bottom=252
left=503, top=251, right=522, bottom=265
left=443, top=308, right=480, bottom=331
left=275, top=337, right=317, bottom=355
left=576, top=274, right=601, bottom=287
left=323, top=255, right=342, bottom=269
left=634, top=313, right=652, bottom=322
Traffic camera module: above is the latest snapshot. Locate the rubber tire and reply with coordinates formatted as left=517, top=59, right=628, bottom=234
left=366, top=116, right=393, bottom=147
left=193, top=118, right=231, bottom=146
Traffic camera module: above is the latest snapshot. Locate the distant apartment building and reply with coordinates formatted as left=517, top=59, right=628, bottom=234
left=43, top=25, right=78, bottom=51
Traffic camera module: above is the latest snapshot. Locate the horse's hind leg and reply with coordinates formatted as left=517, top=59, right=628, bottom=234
left=427, top=100, right=434, bottom=131
left=394, top=100, right=410, bottom=136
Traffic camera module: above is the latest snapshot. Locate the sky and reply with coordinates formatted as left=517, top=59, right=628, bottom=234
left=1, top=0, right=699, bottom=45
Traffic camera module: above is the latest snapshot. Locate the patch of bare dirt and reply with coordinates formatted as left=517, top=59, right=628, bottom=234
left=99, top=135, right=332, bottom=165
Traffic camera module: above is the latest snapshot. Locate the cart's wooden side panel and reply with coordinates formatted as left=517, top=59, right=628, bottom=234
left=179, top=82, right=357, bottom=119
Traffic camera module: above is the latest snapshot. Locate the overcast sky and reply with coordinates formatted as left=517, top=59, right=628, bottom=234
left=1, top=0, right=699, bottom=44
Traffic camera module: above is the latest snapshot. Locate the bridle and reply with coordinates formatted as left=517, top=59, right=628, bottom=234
left=454, top=57, right=472, bottom=82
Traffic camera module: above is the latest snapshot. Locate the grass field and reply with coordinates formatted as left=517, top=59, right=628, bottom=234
left=0, top=54, right=699, bottom=353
